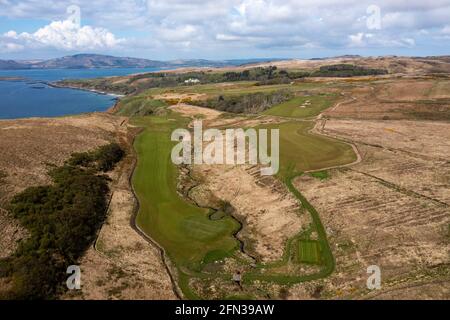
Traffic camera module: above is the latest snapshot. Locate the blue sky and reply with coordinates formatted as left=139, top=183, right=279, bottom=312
left=1, top=0, right=450, bottom=60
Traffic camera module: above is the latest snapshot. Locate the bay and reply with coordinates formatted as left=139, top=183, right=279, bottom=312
left=0, top=68, right=161, bottom=119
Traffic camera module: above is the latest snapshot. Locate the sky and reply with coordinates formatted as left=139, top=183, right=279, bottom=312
left=0, top=0, right=449, bottom=60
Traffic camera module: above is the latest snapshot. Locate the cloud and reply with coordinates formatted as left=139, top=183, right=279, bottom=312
left=216, top=33, right=242, bottom=41
left=349, top=32, right=415, bottom=48
left=349, top=32, right=365, bottom=47
left=0, top=41, right=24, bottom=53
left=0, top=0, right=449, bottom=57
left=442, top=25, right=450, bottom=35
left=158, top=25, right=198, bottom=43
left=1, top=18, right=123, bottom=52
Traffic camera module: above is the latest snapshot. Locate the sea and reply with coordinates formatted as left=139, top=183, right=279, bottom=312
left=0, top=68, right=161, bottom=119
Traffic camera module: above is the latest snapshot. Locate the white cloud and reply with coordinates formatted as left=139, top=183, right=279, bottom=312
left=0, top=42, right=24, bottom=52
left=235, top=0, right=293, bottom=23
left=349, top=32, right=415, bottom=48
left=0, top=0, right=449, bottom=57
left=216, top=33, right=242, bottom=41
left=158, top=25, right=198, bottom=42
left=1, top=18, right=123, bottom=52
left=349, top=32, right=365, bottom=47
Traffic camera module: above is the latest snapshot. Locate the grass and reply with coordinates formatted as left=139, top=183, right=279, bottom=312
left=132, top=115, right=240, bottom=270
left=297, top=240, right=322, bottom=264
left=117, top=96, right=167, bottom=116
left=310, top=170, right=330, bottom=180
left=136, top=80, right=330, bottom=102
left=264, top=94, right=337, bottom=119
left=243, top=122, right=355, bottom=284
left=257, top=121, right=357, bottom=177
left=243, top=172, right=336, bottom=285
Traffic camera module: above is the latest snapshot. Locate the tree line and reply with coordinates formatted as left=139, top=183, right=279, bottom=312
left=197, top=89, right=294, bottom=114
left=57, top=64, right=388, bottom=95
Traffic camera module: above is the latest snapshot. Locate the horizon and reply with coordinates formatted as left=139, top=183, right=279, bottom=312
left=1, top=1, right=450, bottom=60
left=3, top=52, right=448, bottom=64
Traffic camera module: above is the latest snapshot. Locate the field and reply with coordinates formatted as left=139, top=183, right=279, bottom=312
left=2, top=56, right=449, bottom=300
left=288, top=116, right=450, bottom=299
left=323, top=78, right=450, bottom=121
left=264, top=94, right=337, bottom=119
left=258, top=121, right=357, bottom=176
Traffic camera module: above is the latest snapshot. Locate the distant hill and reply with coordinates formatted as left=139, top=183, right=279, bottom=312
left=310, top=55, right=362, bottom=61
left=0, top=59, right=29, bottom=70
left=0, top=54, right=279, bottom=70
left=32, top=54, right=168, bottom=69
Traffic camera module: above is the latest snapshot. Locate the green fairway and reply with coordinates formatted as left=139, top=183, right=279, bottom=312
left=132, top=116, right=240, bottom=268
left=264, top=94, right=337, bottom=119
left=298, top=240, right=322, bottom=264
left=131, top=114, right=356, bottom=298
left=117, top=96, right=167, bottom=116
left=258, top=121, right=357, bottom=176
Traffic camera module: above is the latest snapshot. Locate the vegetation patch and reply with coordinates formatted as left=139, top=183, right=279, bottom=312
left=0, top=170, right=6, bottom=184
left=297, top=240, right=322, bottom=264
left=68, top=142, right=124, bottom=172
left=311, top=64, right=388, bottom=77
left=132, top=116, right=240, bottom=270
left=127, top=66, right=304, bottom=88
left=0, top=143, right=124, bottom=299
left=310, top=171, right=330, bottom=180
left=198, top=90, right=293, bottom=114
left=257, top=121, right=357, bottom=176
left=264, top=94, right=337, bottom=119
left=58, top=64, right=387, bottom=96
left=116, top=96, right=167, bottom=116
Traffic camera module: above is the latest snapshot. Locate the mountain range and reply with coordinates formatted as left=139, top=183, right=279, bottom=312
left=0, top=54, right=282, bottom=70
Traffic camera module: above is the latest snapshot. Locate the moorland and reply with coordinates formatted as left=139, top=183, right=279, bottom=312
left=0, top=55, right=449, bottom=299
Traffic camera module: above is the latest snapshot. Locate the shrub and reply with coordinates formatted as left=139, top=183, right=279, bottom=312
left=1, top=143, right=124, bottom=299
left=198, top=90, right=294, bottom=114
left=311, top=64, right=388, bottom=77
left=94, top=143, right=125, bottom=172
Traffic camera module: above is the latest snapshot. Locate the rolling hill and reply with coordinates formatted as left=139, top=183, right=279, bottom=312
left=0, top=54, right=279, bottom=70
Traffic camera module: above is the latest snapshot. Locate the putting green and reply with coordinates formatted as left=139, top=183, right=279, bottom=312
left=298, top=240, right=321, bottom=264
left=264, top=95, right=337, bottom=119
left=258, top=121, right=357, bottom=177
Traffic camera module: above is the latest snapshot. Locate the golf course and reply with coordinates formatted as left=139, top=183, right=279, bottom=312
left=131, top=100, right=357, bottom=299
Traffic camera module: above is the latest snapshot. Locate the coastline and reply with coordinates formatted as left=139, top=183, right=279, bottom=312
left=47, top=81, right=125, bottom=98
left=48, top=82, right=124, bottom=115
left=0, top=76, right=26, bottom=81
left=0, top=79, right=121, bottom=120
